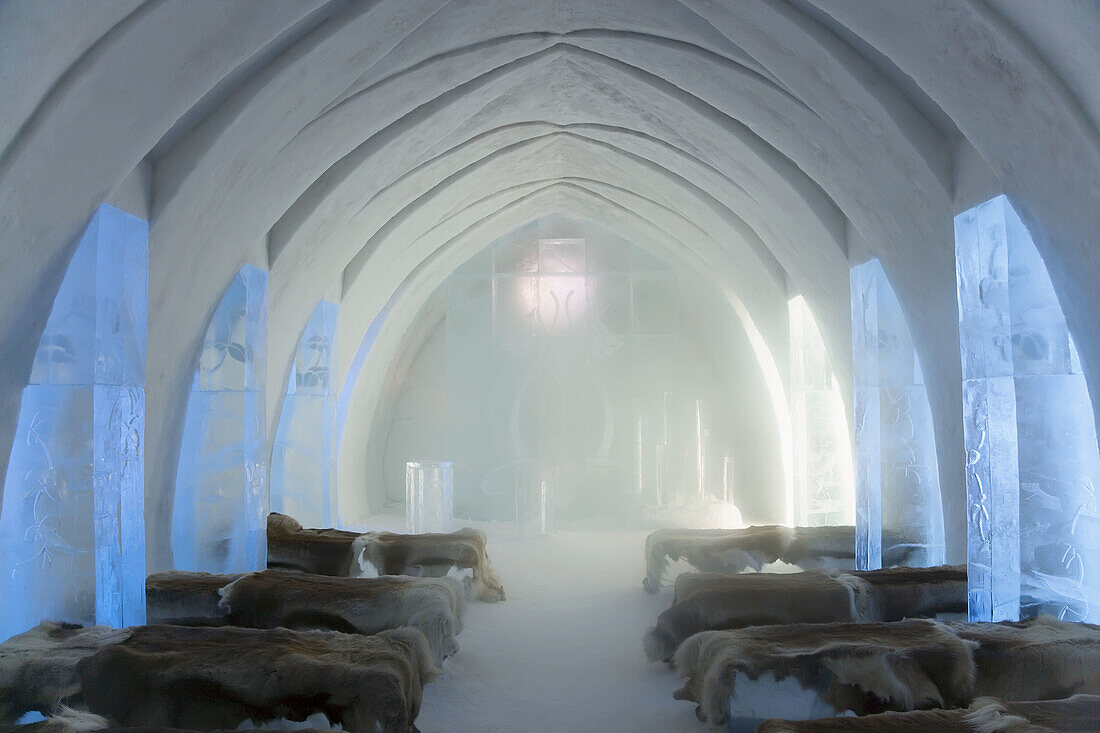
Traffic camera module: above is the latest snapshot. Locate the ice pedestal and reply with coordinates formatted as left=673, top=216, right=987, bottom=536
left=955, top=195, right=1100, bottom=622
left=0, top=205, right=147, bottom=641
left=851, top=259, right=945, bottom=570
left=406, top=461, right=453, bottom=534
left=172, top=266, right=267, bottom=574
left=271, top=301, right=337, bottom=528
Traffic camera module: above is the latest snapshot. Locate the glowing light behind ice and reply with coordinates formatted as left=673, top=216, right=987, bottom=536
left=851, top=259, right=945, bottom=570
left=443, top=217, right=745, bottom=525
left=172, top=265, right=267, bottom=574
left=0, top=204, right=147, bottom=641
left=955, top=195, right=1100, bottom=622
left=789, top=295, right=855, bottom=527
left=271, top=300, right=337, bottom=527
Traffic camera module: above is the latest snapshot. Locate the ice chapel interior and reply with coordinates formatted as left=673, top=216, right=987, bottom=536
left=2, top=1, right=1100, bottom=731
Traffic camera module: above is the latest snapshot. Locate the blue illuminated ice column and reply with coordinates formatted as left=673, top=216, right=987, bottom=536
left=0, top=205, right=147, bottom=640
left=851, top=259, right=944, bottom=570
left=271, top=300, right=338, bottom=527
left=955, top=195, right=1100, bottom=622
left=172, top=266, right=268, bottom=573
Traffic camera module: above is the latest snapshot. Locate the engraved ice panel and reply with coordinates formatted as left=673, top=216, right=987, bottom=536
left=172, top=266, right=267, bottom=574
left=955, top=195, right=1100, bottom=622
left=790, top=296, right=854, bottom=528
left=270, top=301, right=337, bottom=527
left=0, top=204, right=147, bottom=641
left=852, top=260, right=944, bottom=570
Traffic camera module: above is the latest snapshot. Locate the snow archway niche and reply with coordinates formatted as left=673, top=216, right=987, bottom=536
left=172, top=265, right=268, bottom=574
left=955, top=195, right=1100, bottom=622
left=378, top=216, right=782, bottom=529
left=0, top=204, right=148, bottom=640
left=851, top=259, right=945, bottom=570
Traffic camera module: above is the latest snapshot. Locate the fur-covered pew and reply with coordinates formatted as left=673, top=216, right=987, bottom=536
left=0, top=622, right=132, bottom=724
left=850, top=564, right=967, bottom=621
left=672, top=619, right=976, bottom=730
left=645, top=565, right=967, bottom=662
left=948, top=617, right=1100, bottom=701
left=145, top=570, right=245, bottom=626
left=218, top=570, right=465, bottom=663
left=354, top=527, right=506, bottom=603
left=645, top=570, right=866, bottom=662
left=757, top=694, right=1100, bottom=732
left=76, top=625, right=439, bottom=733
left=266, top=512, right=362, bottom=576
left=643, top=526, right=924, bottom=593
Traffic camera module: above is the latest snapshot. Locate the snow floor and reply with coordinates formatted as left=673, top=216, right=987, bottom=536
left=413, top=526, right=698, bottom=733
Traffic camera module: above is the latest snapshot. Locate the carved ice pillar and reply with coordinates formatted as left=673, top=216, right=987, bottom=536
left=789, top=296, right=854, bottom=527
left=271, top=301, right=337, bottom=527
left=172, top=266, right=268, bottom=574
left=0, top=205, right=147, bottom=640
left=956, top=195, right=1100, bottom=622
left=852, top=260, right=945, bottom=570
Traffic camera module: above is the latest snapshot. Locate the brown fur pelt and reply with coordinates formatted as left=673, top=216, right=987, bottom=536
left=145, top=570, right=246, bottom=626
left=842, top=565, right=968, bottom=621
left=643, top=526, right=927, bottom=593
left=756, top=694, right=1100, bottom=732
left=266, top=512, right=362, bottom=576
left=643, top=527, right=793, bottom=593
left=218, top=570, right=465, bottom=663
left=0, top=622, right=132, bottom=724
left=673, top=619, right=977, bottom=730
left=948, top=616, right=1100, bottom=702
left=645, top=571, right=866, bottom=663
left=642, top=526, right=869, bottom=594
left=353, top=527, right=506, bottom=603
left=645, top=565, right=966, bottom=663
left=76, top=625, right=440, bottom=733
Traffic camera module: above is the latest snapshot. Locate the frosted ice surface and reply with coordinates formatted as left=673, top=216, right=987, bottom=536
left=271, top=300, right=337, bottom=527
left=172, top=266, right=267, bottom=574
left=406, top=461, right=453, bottom=533
left=789, top=295, right=854, bottom=528
left=955, top=195, right=1100, bottom=622
left=851, top=260, right=944, bottom=570
left=0, top=205, right=147, bottom=641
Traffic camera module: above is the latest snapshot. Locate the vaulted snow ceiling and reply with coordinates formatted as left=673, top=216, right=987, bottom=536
left=1, top=0, right=1099, bottom=568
